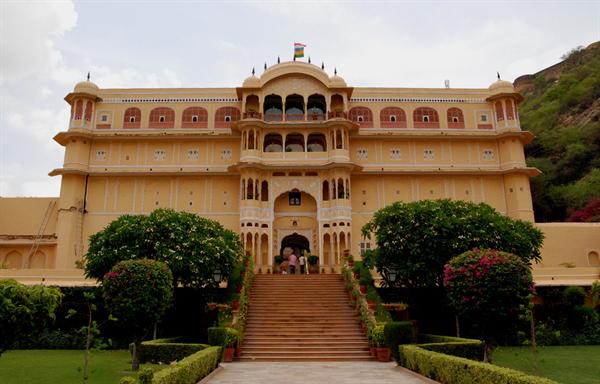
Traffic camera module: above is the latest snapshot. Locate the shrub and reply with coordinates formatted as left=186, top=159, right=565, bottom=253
left=119, top=377, right=136, bottom=384
left=274, top=255, right=284, bottom=265
left=371, top=324, right=385, bottom=347
left=307, top=255, right=319, bottom=266
left=418, top=334, right=484, bottom=361
left=399, top=344, right=559, bottom=384
left=563, top=286, right=586, bottom=306
left=384, top=321, right=416, bottom=362
left=152, top=346, right=222, bottom=384
left=138, top=367, right=154, bottom=384
left=207, top=327, right=227, bottom=346
left=134, top=337, right=209, bottom=364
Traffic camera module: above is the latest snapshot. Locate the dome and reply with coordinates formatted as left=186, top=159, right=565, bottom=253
left=488, top=79, right=514, bottom=93
left=74, top=80, right=99, bottom=96
left=242, top=74, right=260, bottom=88
left=329, top=74, right=347, bottom=87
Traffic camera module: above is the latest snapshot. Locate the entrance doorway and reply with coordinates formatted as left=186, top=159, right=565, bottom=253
left=280, top=233, right=310, bottom=257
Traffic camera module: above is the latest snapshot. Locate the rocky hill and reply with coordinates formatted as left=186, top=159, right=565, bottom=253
left=515, top=42, right=600, bottom=222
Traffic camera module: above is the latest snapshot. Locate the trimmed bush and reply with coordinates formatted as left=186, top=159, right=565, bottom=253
left=152, top=346, right=222, bottom=384
left=134, top=337, right=209, bottom=363
left=418, top=334, right=484, bottom=361
left=207, top=327, right=227, bottom=346
left=119, top=377, right=136, bottom=384
left=399, top=345, right=558, bottom=384
left=384, top=321, right=416, bottom=362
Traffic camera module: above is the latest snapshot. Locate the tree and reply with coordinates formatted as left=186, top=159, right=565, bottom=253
left=0, top=279, right=62, bottom=356
left=444, top=249, right=533, bottom=363
left=102, top=259, right=173, bottom=370
left=361, top=199, right=543, bottom=288
left=85, top=209, right=242, bottom=289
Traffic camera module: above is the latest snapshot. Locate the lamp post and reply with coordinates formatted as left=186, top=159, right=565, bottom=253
left=213, top=268, right=222, bottom=284
left=388, top=269, right=397, bottom=284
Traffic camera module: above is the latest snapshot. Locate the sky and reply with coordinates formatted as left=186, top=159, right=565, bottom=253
left=0, top=0, right=599, bottom=197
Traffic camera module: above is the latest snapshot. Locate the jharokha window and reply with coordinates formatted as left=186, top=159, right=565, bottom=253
left=215, top=106, right=240, bottom=128
left=149, top=107, right=175, bottom=128
left=413, top=107, right=440, bottom=128
left=446, top=108, right=465, bottom=129
left=380, top=107, right=407, bottom=128
left=182, top=107, right=208, bottom=128
left=123, top=107, right=141, bottom=129
left=349, top=107, right=373, bottom=128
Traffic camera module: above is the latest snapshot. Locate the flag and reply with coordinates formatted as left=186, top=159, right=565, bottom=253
left=294, top=42, right=306, bottom=59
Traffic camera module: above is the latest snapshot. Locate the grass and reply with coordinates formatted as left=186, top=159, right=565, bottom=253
left=493, top=345, right=600, bottom=384
left=0, top=349, right=137, bottom=384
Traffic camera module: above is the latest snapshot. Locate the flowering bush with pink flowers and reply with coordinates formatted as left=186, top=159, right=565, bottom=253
left=444, top=248, right=533, bottom=362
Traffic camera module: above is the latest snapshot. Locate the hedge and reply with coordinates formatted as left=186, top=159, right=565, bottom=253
left=384, top=321, right=416, bottom=362
left=418, top=334, right=484, bottom=361
left=150, top=346, right=222, bottom=384
left=399, top=345, right=559, bottom=384
left=131, top=337, right=209, bottom=364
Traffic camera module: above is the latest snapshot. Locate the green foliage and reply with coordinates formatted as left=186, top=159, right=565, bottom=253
left=134, top=337, right=209, bottom=364
left=563, top=286, right=586, bottom=306
left=399, top=344, right=559, bottom=384
left=151, top=346, right=221, bottom=384
left=274, top=255, right=284, bottom=265
left=307, top=255, right=319, bottom=265
left=207, top=327, right=227, bottom=346
left=418, top=334, right=485, bottom=361
left=119, top=377, right=136, bottom=384
left=138, top=367, right=154, bottom=384
left=444, top=249, right=533, bottom=360
left=592, top=281, right=600, bottom=309
left=384, top=321, right=416, bottom=362
left=0, top=279, right=62, bottom=355
left=371, top=324, right=385, bottom=347
left=361, top=199, right=543, bottom=288
left=85, top=209, right=242, bottom=289
left=102, top=259, right=173, bottom=370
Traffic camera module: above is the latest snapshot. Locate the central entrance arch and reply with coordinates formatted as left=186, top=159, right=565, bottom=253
left=280, top=232, right=310, bottom=257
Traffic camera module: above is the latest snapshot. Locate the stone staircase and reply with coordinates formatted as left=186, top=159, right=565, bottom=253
left=239, top=273, right=373, bottom=361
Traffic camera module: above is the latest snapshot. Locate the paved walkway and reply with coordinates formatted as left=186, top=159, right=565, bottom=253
left=204, top=361, right=438, bottom=384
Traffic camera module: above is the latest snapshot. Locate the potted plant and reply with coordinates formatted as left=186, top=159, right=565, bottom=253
left=223, top=328, right=240, bottom=362
left=366, top=286, right=378, bottom=310
left=274, top=255, right=284, bottom=274
left=367, top=327, right=377, bottom=357
left=372, top=324, right=390, bottom=362
left=230, top=293, right=240, bottom=311
left=307, top=255, right=319, bottom=273
left=352, top=261, right=362, bottom=280
left=347, top=254, right=354, bottom=268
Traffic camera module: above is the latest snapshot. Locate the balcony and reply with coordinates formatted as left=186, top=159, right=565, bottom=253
left=260, top=112, right=326, bottom=122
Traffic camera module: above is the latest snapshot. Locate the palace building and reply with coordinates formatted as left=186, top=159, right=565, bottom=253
left=1, top=61, right=598, bottom=286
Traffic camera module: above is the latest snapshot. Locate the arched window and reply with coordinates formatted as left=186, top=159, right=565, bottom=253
left=29, top=250, right=46, bottom=269
left=74, top=100, right=83, bottom=120
left=5, top=250, right=22, bottom=269
left=322, top=180, right=330, bottom=201
left=264, top=94, right=283, bottom=121
left=84, top=101, right=93, bottom=121
left=307, top=94, right=326, bottom=120
left=247, top=179, right=254, bottom=200
left=332, top=179, right=337, bottom=199
left=182, top=107, right=208, bottom=128
left=345, top=179, right=350, bottom=198
left=495, top=101, right=504, bottom=121
left=505, top=99, right=515, bottom=120
left=149, top=107, right=175, bottom=128
left=335, top=130, right=343, bottom=149
left=263, top=133, right=283, bottom=152
left=241, top=179, right=246, bottom=200
left=307, top=133, right=326, bottom=152
left=285, top=133, right=304, bottom=152
left=349, top=107, right=373, bottom=127
left=123, top=107, right=141, bottom=128
left=215, top=106, right=240, bottom=128
left=447, top=108, right=465, bottom=129
left=413, top=107, right=440, bottom=128
left=245, top=94, right=260, bottom=118
left=255, top=179, right=259, bottom=200
left=285, top=94, right=305, bottom=121
left=330, top=94, right=344, bottom=118
left=261, top=181, right=269, bottom=202
left=380, top=107, right=407, bottom=128
left=248, top=130, right=255, bottom=150
left=337, top=178, right=345, bottom=199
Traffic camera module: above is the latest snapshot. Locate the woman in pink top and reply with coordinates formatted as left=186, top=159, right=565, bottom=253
left=288, top=252, right=297, bottom=275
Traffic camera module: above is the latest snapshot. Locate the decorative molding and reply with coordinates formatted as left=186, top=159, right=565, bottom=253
left=351, top=97, right=486, bottom=103
left=102, top=97, right=240, bottom=104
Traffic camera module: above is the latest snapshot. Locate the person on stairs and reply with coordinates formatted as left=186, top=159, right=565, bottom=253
left=298, top=253, right=306, bottom=275
left=288, top=252, right=297, bottom=275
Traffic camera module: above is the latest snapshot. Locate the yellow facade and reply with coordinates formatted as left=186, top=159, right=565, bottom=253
left=1, top=62, right=598, bottom=285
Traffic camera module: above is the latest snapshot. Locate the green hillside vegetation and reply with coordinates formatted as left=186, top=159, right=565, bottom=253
left=520, top=43, right=600, bottom=221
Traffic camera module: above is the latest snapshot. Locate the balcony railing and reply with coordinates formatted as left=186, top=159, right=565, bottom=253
left=243, top=111, right=262, bottom=119
left=328, top=111, right=348, bottom=119
left=248, top=112, right=327, bottom=122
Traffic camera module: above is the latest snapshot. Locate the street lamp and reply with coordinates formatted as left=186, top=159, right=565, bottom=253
left=388, top=269, right=397, bottom=283
left=213, top=268, right=222, bottom=283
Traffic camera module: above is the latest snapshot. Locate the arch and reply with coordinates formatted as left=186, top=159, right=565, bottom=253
left=345, top=179, right=350, bottom=198
left=149, top=107, right=175, bottom=128
left=307, top=133, right=326, bottom=152
left=245, top=232, right=253, bottom=254
left=330, top=94, right=344, bottom=116
left=123, top=107, right=141, bottom=128
left=255, top=178, right=259, bottom=200
left=322, top=180, right=330, bottom=201
left=447, top=107, right=465, bottom=129
left=323, top=233, right=332, bottom=265
left=241, top=179, right=246, bottom=200
left=4, top=250, right=22, bottom=269
left=335, top=130, right=343, bottom=149
left=84, top=101, right=93, bottom=121
left=495, top=101, right=504, bottom=121
left=182, top=107, right=208, bottom=128
left=285, top=94, right=305, bottom=121
left=505, top=99, right=515, bottom=120
left=74, top=100, right=83, bottom=120
left=245, top=94, right=260, bottom=116
left=261, top=181, right=269, bottom=202
left=264, top=133, right=283, bottom=152
left=280, top=233, right=310, bottom=257
left=380, top=107, right=407, bottom=128
left=339, top=232, right=347, bottom=257
left=307, top=94, right=326, bottom=120
left=260, top=234, right=269, bottom=266
left=264, top=94, right=283, bottom=121
left=332, top=178, right=337, bottom=199
left=413, top=107, right=440, bottom=128
left=349, top=107, right=373, bottom=127
left=215, top=106, right=240, bottom=128
left=29, top=250, right=46, bottom=269
left=337, top=178, right=345, bottom=199
left=248, top=130, right=255, bottom=150
left=589, top=251, right=600, bottom=266
left=285, top=133, right=305, bottom=152
left=247, top=179, right=254, bottom=199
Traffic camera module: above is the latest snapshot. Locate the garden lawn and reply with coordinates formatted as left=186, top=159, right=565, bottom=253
left=494, top=345, right=600, bottom=384
left=0, top=349, right=137, bottom=384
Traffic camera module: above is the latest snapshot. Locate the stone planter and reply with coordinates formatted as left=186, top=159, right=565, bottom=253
left=376, top=347, right=391, bottom=362
left=223, top=347, right=235, bottom=362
